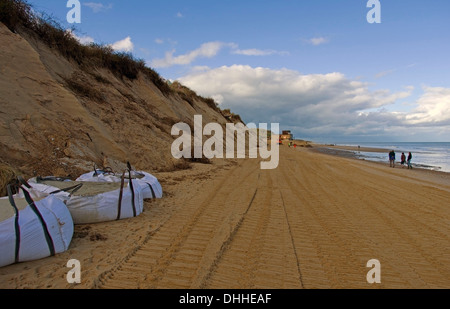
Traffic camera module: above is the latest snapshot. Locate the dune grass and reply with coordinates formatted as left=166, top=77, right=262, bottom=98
left=1, top=0, right=239, bottom=125
left=0, top=163, right=18, bottom=197
left=0, top=0, right=227, bottom=111
left=0, top=0, right=172, bottom=94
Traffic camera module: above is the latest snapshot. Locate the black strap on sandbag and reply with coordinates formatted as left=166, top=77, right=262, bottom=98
left=93, top=164, right=99, bottom=177
left=128, top=168, right=137, bottom=218
left=6, top=184, right=56, bottom=261
left=126, top=161, right=155, bottom=199
left=147, top=183, right=156, bottom=199
left=49, top=183, right=83, bottom=197
left=7, top=185, right=21, bottom=264
left=21, top=186, right=56, bottom=257
left=94, top=164, right=115, bottom=177
left=17, top=176, right=32, bottom=189
left=36, top=176, right=72, bottom=183
left=126, top=162, right=137, bottom=217
left=116, top=162, right=137, bottom=220
left=116, top=172, right=126, bottom=220
left=103, top=167, right=114, bottom=176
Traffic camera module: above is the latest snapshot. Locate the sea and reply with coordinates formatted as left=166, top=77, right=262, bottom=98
left=334, top=142, right=450, bottom=173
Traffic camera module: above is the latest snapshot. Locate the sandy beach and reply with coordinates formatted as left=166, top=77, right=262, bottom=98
left=2, top=0, right=450, bottom=295
left=1, top=145, right=449, bottom=289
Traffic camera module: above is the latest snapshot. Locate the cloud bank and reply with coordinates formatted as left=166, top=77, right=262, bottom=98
left=177, top=65, right=450, bottom=141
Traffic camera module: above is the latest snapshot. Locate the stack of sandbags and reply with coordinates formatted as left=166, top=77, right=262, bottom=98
left=29, top=173, right=144, bottom=225
left=24, top=163, right=162, bottom=224
left=0, top=163, right=163, bottom=268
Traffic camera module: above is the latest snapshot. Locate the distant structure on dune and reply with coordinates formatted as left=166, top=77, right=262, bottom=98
left=281, top=130, right=293, bottom=141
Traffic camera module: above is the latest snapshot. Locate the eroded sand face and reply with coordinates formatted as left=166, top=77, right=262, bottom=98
left=1, top=146, right=450, bottom=289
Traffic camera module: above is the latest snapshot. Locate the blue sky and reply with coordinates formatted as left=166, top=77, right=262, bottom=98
left=28, top=0, right=450, bottom=142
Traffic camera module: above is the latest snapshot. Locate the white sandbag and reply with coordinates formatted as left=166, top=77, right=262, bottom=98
left=16, top=180, right=68, bottom=200
left=67, top=181, right=143, bottom=225
left=130, top=171, right=163, bottom=199
left=29, top=176, right=144, bottom=225
left=76, top=168, right=163, bottom=200
left=76, top=172, right=118, bottom=183
left=0, top=186, right=74, bottom=268
left=76, top=167, right=117, bottom=183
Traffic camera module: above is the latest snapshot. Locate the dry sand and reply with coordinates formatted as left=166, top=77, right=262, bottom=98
left=1, top=146, right=450, bottom=289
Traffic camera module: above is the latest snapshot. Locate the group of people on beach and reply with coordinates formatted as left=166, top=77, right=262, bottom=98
left=389, top=150, right=412, bottom=169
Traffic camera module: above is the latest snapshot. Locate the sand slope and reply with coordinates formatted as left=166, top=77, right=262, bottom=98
left=0, top=22, right=229, bottom=176
left=1, top=146, right=449, bottom=289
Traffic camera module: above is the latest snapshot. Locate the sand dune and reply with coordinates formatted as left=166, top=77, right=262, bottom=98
left=1, top=146, right=449, bottom=289
left=0, top=21, right=230, bottom=177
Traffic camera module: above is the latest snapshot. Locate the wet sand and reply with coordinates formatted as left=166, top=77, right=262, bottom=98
left=313, top=144, right=392, bottom=153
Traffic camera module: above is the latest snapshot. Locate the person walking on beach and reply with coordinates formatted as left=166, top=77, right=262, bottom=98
left=389, top=150, right=396, bottom=168
left=407, top=152, right=413, bottom=169
left=401, top=152, right=406, bottom=167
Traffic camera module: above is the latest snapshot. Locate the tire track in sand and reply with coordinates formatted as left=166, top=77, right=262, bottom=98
left=95, top=146, right=450, bottom=289
left=204, top=168, right=304, bottom=289
left=96, top=159, right=261, bottom=289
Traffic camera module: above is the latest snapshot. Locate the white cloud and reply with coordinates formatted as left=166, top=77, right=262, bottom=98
left=83, top=2, right=113, bottom=13
left=178, top=65, right=400, bottom=114
left=191, top=66, right=211, bottom=73
left=151, top=41, right=230, bottom=68
left=405, top=87, right=450, bottom=125
left=375, top=69, right=396, bottom=79
left=176, top=12, right=183, bottom=18
left=308, top=37, right=328, bottom=46
left=76, top=35, right=94, bottom=45
left=154, top=38, right=178, bottom=46
left=110, top=36, right=134, bottom=52
left=66, top=30, right=94, bottom=45
left=232, top=49, right=289, bottom=56
left=151, top=42, right=288, bottom=68
left=376, top=64, right=420, bottom=79
left=174, top=65, right=450, bottom=140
